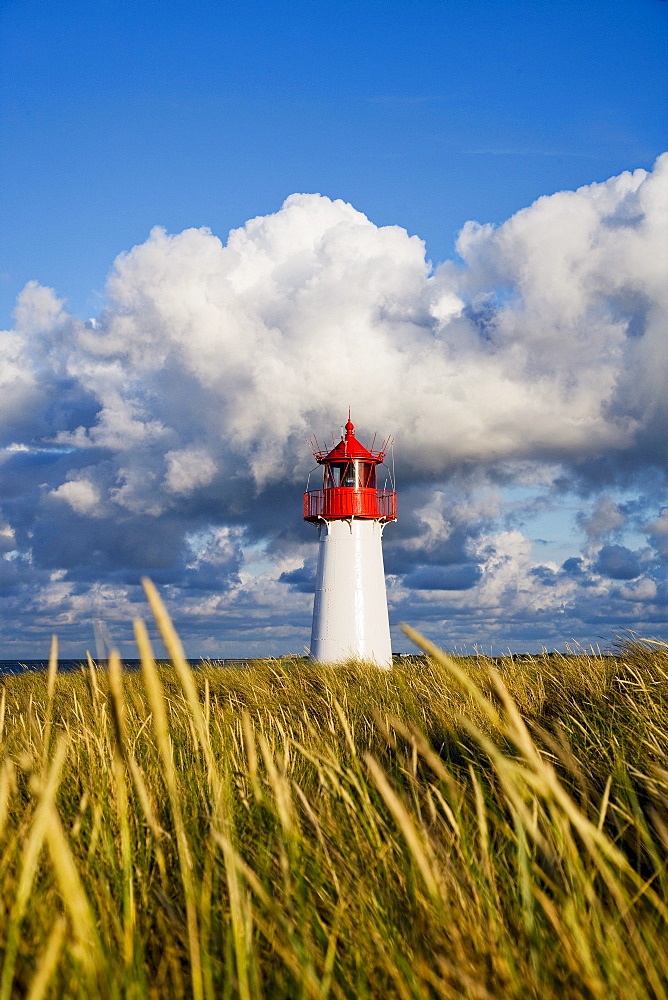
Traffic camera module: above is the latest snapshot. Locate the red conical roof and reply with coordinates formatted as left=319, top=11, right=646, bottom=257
left=313, top=417, right=386, bottom=465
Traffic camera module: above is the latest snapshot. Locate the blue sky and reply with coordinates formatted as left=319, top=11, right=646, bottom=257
left=3, top=0, right=665, bottom=324
left=0, top=0, right=667, bottom=657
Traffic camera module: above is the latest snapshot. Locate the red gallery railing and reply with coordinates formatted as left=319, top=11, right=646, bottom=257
left=304, top=488, right=397, bottom=523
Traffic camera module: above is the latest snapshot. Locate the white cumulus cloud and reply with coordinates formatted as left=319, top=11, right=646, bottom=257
left=0, top=156, right=666, bottom=654
left=165, top=448, right=217, bottom=494
left=49, top=479, right=103, bottom=516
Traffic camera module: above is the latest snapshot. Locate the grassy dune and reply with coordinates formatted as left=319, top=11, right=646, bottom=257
left=1, top=586, right=667, bottom=999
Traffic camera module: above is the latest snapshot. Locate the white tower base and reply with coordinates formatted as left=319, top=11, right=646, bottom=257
left=310, top=518, right=392, bottom=668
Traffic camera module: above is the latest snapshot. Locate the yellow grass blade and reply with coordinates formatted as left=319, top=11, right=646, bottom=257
left=365, top=752, right=440, bottom=904
left=25, top=916, right=67, bottom=1000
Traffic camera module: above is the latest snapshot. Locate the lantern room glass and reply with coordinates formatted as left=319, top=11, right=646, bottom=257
left=323, top=460, right=377, bottom=489
left=359, top=462, right=376, bottom=488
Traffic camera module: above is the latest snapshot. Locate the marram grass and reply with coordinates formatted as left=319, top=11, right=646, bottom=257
left=1, top=590, right=667, bottom=999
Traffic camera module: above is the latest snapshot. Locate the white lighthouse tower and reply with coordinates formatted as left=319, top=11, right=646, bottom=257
left=304, top=415, right=397, bottom=668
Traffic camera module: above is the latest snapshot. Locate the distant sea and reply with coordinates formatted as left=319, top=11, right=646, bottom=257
left=0, top=655, right=425, bottom=675
left=0, top=658, right=257, bottom=676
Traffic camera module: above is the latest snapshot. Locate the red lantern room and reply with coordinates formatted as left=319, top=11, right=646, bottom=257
left=304, top=417, right=397, bottom=523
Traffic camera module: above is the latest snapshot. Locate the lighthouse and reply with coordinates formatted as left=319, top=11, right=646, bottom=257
left=304, top=416, right=397, bottom=668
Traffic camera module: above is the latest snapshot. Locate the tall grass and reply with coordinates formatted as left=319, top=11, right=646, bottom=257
left=1, top=588, right=666, bottom=999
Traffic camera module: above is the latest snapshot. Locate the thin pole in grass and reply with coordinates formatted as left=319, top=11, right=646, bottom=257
left=41, top=635, right=58, bottom=765
left=86, top=651, right=100, bottom=714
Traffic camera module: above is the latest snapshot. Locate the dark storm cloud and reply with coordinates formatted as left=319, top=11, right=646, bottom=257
left=404, top=563, right=482, bottom=591
left=594, top=545, right=643, bottom=581
left=279, top=562, right=317, bottom=594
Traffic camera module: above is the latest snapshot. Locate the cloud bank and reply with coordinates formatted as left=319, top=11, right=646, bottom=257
left=1, top=156, right=667, bottom=655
